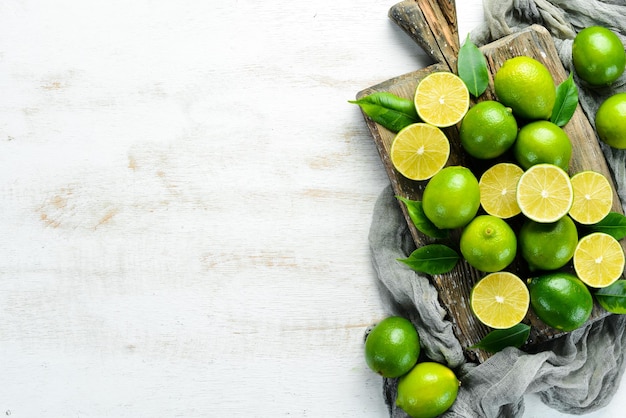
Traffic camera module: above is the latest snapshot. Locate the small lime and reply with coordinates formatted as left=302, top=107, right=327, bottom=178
left=513, top=120, right=572, bottom=171
left=396, top=362, right=459, bottom=418
left=422, top=166, right=480, bottom=230
left=459, top=100, right=518, bottom=159
left=519, top=216, right=578, bottom=271
left=572, top=26, right=626, bottom=86
left=494, top=56, right=556, bottom=120
left=595, top=92, right=626, bottom=149
left=364, top=316, right=420, bottom=378
left=460, top=215, right=517, bottom=273
left=528, top=272, right=593, bottom=332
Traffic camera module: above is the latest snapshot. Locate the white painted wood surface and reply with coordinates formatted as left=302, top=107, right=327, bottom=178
left=0, top=1, right=624, bottom=416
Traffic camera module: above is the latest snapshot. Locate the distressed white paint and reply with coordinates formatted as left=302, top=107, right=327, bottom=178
left=0, top=1, right=624, bottom=416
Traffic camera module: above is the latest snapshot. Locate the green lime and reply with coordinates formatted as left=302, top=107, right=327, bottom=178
left=459, top=100, right=518, bottom=159
left=528, top=272, right=593, bottom=332
left=513, top=120, right=572, bottom=171
left=396, top=362, right=459, bottom=418
left=572, top=26, right=626, bottom=86
left=364, top=316, right=420, bottom=378
left=595, top=92, right=626, bottom=149
left=422, top=166, right=480, bottom=230
left=460, top=215, right=517, bottom=273
left=519, top=216, right=578, bottom=271
left=494, top=56, right=556, bottom=120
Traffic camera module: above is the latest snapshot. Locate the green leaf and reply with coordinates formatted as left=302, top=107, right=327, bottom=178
left=398, top=244, right=459, bottom=275
left=457, top=34, right=489, bottom=97
left=349, top=92, right=419, bottom=132
left=550, top=72, right=579, bottom=127
left=396, top=196, right=448, bottom=239
left=595, top=280, right=626, bottom=314
left=470, top=323, right=531, bottom=353
left=587, top=212, right=626, bottom=240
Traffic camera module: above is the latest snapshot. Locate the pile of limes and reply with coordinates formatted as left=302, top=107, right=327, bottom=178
left=391, top=51, right=626, bottom=335
left=364, top=317, right=460, bottom=418
left=573, top=26, right=626, bottom=148
left=366, top=25, right=626, bottom=418
left=388, top=33, right=626, bottom=339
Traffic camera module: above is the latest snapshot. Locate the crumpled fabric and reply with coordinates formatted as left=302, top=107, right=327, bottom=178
left=371, top=186, right=626, bottom=417
left=370, top=0, right=626, bottom=416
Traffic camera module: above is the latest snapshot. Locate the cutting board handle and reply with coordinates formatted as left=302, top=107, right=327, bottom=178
left=389, top=0, right=460, bottom=72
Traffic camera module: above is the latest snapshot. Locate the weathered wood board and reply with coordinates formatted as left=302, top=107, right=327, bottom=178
left=357, top=19, right=625, bottom=362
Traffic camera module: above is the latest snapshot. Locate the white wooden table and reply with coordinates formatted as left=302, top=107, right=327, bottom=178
left=0, top=1, right=625, bottom=416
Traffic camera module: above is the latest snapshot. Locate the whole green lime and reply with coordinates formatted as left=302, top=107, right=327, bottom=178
left=513, top=120, right=572, bottom=171
left=422, top=166, right=480, bottom=230
left=364, top=316, right=420, bottom=378
left=595, top=92, right=626, bottom=149
left=528, top=272, right=593, bottom=331
left=460, top=215, right=517, bottom=273
left=494, top=56, right=556, bottom=120
left=396, top=362, right=459, bottom=418
left=459, top=100, right=518, bottom=159
left=519, top=216, right=578, bottom=271
left=572, top=26, right=626, bottom=86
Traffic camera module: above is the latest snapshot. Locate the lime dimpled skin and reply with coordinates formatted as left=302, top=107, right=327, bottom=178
left=572, top=26, right=626, bottom=86
left=364, top=316, right=420, bottom=378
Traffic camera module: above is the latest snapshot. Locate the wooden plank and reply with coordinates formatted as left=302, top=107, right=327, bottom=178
left=389, top=0, right=460, bottom=71
left=357, top=25, right=623, bottom=363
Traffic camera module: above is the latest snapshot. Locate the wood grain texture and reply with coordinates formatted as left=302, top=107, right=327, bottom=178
left=3, top=0, right=626, bottom=416
left=0, top=1, right=412, bottom=416
left=357, top=25, right=624, bottom=363
left=389, top=0, right=460, bottom=71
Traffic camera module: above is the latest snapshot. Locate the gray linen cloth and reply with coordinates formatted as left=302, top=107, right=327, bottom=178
left=369, top=1, right=626, bottom=416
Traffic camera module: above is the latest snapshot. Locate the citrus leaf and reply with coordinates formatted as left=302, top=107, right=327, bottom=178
left=398, top=244, right=459, bottom=275
left=587, top=212, right=626, bottom=240
left=470, top=323, right=531, bottom=353
left=550, top=72, right=579, bottom=127
left=457, top=34, right=489, bottom=97
left=596, top=280, right=626, bottom=314
left=396, top=196, right=448, bottom=239
left=349, top=92, right=419, bottom=132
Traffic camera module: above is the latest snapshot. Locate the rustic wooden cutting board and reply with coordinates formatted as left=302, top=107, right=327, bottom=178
left=357, top=0, right=625, bottom=362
